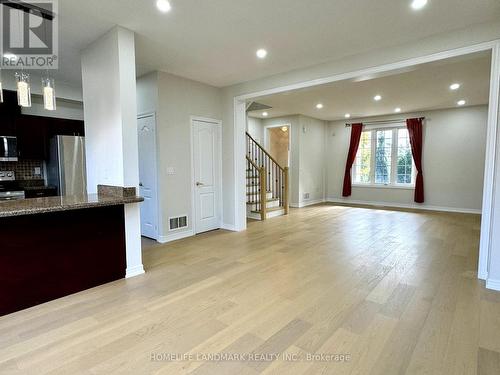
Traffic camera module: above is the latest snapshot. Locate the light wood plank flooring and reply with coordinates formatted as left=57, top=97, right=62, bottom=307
left=1, top=204, right=500, bottom=374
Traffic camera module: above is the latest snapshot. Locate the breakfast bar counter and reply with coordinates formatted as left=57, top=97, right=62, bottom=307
left=0, top=186, right=143, bottom=316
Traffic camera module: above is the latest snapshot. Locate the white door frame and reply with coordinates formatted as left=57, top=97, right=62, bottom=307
left=263, top=122, right=292, bottom=162
left=233, top=40, right=500, bottom=283
left=137, top=112, right=161, bottom=241
left=190, top=116, right=223, bottom=234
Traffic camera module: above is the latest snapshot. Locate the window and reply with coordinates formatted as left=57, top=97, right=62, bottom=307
left=352, top=127, right=415, bottom=187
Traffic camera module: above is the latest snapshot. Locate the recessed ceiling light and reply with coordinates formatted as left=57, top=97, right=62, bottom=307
left=411, top=0, right=428, bottom=10
left=262, top=112, right=269, bottom=117
left=3, top=53, right=16, bottom=60
left=450, top=83, right=460, bottom=90
left=374, top=95, right=382, bottom=101
left=344, top=113, right=351, bottom=119
left=256, top=49, right=268, bottom=59
left=395, top=107, right=402, bottom=113
left=457, top=100, right=466, bottom=106
left=316, top=103, right=324, bottom=109
left=156, top=0, right=171, bottom=13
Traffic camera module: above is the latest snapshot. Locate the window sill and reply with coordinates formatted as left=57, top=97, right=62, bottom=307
left=352, top=184, right=415, bottom=190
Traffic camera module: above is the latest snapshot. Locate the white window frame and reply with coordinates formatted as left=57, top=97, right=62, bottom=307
left=352, top=125, right=416, bottom=189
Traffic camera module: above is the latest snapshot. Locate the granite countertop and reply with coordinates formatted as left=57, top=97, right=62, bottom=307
left=0, top=186, right=143, bottom=218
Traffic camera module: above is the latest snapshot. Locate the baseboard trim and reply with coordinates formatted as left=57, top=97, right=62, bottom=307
left=479, top=270, right=488, bottom=281
left=486, top=278, right=500, bottom=291
left=126, top=265, right=145, bottom=279
left=220, top=223, right=237, bottom=231
left=290, top=199, right=326, bottom=208
left=326, top=197, right=482, bottom=215
left=158, top=229, right=195, bottom=244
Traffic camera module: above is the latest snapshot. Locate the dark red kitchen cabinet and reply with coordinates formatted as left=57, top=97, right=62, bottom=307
left=16, top=116, right=48, bottom=160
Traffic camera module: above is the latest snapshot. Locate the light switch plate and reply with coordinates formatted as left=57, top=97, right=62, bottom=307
left=34, top=167, right=41, bottom=176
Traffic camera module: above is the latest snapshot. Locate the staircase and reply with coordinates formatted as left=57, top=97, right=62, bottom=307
left=246, top=132, right=289, bottom=220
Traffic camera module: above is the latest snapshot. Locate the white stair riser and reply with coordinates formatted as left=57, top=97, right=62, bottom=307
left=247, top=200, right=280, bottom=211
left=247, top=208, right=286, bottom=220
left=247, top=191, right=273, bottom=200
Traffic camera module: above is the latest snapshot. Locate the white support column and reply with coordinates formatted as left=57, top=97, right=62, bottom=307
left=81, top=26, right=144, bottom=278
left=485, top=42, right=500, bottom=290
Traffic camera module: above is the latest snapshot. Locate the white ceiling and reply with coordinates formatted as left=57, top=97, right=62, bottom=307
left=247, top=51, right=492, bottom=121
left=29, top=0, right=500, bottom=88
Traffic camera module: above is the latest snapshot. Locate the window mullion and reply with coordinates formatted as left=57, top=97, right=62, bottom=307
left=391, top=129, right=397, bottom=186
left=371, top=130, right=376, bottom=183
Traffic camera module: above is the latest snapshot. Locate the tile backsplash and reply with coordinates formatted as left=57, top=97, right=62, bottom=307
left=0, top=160, right=44, bottom=180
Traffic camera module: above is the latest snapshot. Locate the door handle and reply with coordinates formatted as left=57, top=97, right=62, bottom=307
left=139, top=183, right=143, bottom=187
left=196, top=182, right=204, bottom=186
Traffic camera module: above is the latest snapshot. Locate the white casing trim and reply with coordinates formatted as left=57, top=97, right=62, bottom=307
left=126, top=265, right=145, bottom=279
left=220, top=223, right=237, bottom=231
left=486, top=278, right=500, bottom=291
left=158, top=229, right=195, bottom=244
left=326, top=198, right=482, bottom=214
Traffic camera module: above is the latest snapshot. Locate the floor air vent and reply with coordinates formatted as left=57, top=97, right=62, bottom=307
left=169, top=216, right=188, bottom=231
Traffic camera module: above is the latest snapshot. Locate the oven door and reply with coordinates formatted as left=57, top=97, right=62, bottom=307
left=0, top=136, right=18, bottom=162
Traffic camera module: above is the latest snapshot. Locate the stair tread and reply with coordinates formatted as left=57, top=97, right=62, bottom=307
left=246, top=198, right=280, bottom=204
left=251, top=207, right=285, bottom=214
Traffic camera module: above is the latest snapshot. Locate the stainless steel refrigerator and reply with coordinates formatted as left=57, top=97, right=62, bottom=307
left=47, top=136, right=87, bottom=196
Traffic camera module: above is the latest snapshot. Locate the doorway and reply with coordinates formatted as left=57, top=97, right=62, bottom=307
left=265, top=125, right=290, bottom=168
left=137, top=113, right=159, bottom=240
left=192, top=118, right=222, bottom=234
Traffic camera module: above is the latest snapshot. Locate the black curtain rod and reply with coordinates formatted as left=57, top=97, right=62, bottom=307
left=345, top=117, right=425, bottom=127
left=0, top=0, right=55, bottom=21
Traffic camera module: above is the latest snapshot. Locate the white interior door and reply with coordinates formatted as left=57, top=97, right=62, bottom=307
left=138, top=114, right=159, bottom=240
left=193, top=120, right=221, bottom=234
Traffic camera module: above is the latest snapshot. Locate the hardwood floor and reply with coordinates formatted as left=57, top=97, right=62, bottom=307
left=1, top=204, right=500, bottom=374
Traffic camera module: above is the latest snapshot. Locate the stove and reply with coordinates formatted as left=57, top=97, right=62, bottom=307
left=0, top=171, right=25, bottom=201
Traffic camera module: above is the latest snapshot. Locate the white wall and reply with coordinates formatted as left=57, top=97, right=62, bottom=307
left=137, top=72, right=158, bottom=115
left=326, top=106, right=488, bottom=211
left=137, top=71, right=222, bottom=240
left=299, top=115, right=326, bottom=205
left=246, top=116, right=264, bottom=144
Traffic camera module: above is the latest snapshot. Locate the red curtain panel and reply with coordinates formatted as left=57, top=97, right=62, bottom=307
left=342, top=123, right=363, bottom=197
left=407, top=118, right=424, bottom=203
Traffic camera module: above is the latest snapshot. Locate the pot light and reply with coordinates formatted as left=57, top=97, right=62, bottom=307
left=262, top=112, right=268, bottom=117
left=256, top=49, right=268, bottom=59
left=411, top=0, right=428, bottom=10
left=457, top=100, right=466, bottom=106
left=395, top=107, right=402, bottom=113
left=316, top=103, right=324, bottom=109
left=156, top=0, right=171, bottom=13
left=374, top=95, right=382, bottom=101
left=344, top=113, right=351, bottom=119
left=450, top=83, right=460, bottom=90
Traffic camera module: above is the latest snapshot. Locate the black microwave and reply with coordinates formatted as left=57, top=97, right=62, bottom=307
left=0, top=136, right=18, bottom=162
